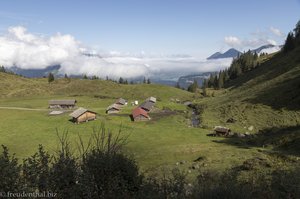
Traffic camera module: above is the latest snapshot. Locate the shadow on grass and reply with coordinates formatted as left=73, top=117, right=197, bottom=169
left=244, top=74, right=300, bottom=111
left=226, top=48, right=300, bottom=111
left=213, top=125, right=300, bottom=156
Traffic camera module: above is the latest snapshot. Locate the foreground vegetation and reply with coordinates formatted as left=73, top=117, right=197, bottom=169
left=1, top=127, right=299, bottom=199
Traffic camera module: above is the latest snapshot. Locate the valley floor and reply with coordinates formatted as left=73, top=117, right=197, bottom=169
left=1, top=92, right=299, bottom=183
left=0, top=95, right=271, bottom=180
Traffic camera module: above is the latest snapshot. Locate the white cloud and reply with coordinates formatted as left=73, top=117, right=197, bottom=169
left=224, top=33, right=280, bottom=50
left=270, top=26, right=284, bottom=37
left=267, top=39, right=277, bottom=45
left=0, top=26, right=231, bottom=79
left=224, top=36, right=242, bottom=47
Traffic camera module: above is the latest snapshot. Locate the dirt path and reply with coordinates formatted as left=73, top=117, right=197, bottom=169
left=0, top=107, right=48, bottom=111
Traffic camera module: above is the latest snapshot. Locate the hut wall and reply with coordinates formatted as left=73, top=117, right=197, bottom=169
left=134, top=115, right=149, bottom=121
left=107, top=109, right=120, bottom=114
left=76, top=112, right=96, bottom=123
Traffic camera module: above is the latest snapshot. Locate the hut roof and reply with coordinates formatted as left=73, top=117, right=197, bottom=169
left=146, top=96, right=156, bottom=103
left=116, top=98, right=127, bottom=105
left=214, top=126, right=231, bottom=133
left=106, top=104, right=121, bottom=111
left=139, top=101, right=155, bottom=111
left=183, top=101, right=192, bottom=106
left=132, top=107, right=149, bottom=118
left=69, top=108, right=96, bottom=118
left=49, top=99, right=76, bottom=105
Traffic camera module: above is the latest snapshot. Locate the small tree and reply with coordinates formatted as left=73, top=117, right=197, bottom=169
left=0, top=66, right=6, bottom=73
left=143, top=77, right=146, bottom=84
left=202, top=79, right=207, bottom=97
left=147, top=78, right=151, bottom=84
left=119, top=77, right=124, bottom=84
left=48, top=73, right=54, bottom=83
left=83, top=74, right=88, bottom=79
left=187, top=80, right=198, bottom=93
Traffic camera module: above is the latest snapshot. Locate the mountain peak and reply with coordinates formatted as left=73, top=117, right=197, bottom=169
left=207, top=48, right=241, bottom=60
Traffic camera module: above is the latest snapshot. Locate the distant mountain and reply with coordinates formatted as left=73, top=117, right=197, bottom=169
left=177, top=72, right=216, bottom=89
left=207, top=48, right=241, bottom=60
left=9, top=65, right=61, bottom=78
left=251, top=44, right=275, bottom=54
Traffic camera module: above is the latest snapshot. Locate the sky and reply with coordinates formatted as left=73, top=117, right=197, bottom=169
left=0, top=0, right=299, bottom=79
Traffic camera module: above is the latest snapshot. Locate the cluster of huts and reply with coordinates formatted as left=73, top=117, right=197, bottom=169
left=48, top=97, right=157, bottom=124
left=106, top=98, right=127, bottom=114
left=131, top=97, right=156, bottom=121
left=48, top=99, right=97, bottom=124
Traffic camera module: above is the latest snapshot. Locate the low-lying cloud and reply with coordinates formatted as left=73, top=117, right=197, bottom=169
left=224, top=27, right=285, bottom=50
left=0, top=26, right=232, bottom=79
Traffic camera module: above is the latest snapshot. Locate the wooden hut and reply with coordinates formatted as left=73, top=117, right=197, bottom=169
left=214, top=126, right=231, bottom=136
left=139, top=101, right=155, bottom=112
left=146, top=96, right=157, bottom=103
left=69, top=108, right=97, bottom=124
left=49, top=99, right=76, bottom=109
left=132, top=107, right=150, bottom=121
left=106, top=104, right=121, bottom=114
left=115, top=98, right=127, bottom=106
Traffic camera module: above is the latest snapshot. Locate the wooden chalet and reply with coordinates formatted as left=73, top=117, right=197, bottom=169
left=69, top=108, right=97, bottom=124
left=115, top=98, right=127, bottom=106
left=106, top=104, right=121, bottom=114
left=146, top=96, right=157, bottom=103
left=131, top=107, right=150, bottom=121
left=139, top=101, right=155, bottom=112
left=214, top=126, right=231, bottom=136
left=49, top=99, right=77, bottom=109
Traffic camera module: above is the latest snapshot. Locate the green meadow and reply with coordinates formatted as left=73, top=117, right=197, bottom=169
left=0, top=47, right=299, bottom=179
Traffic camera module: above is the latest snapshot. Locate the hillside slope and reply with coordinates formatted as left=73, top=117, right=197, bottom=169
left=0, top=73, right=193, bottom=101
left=201, top=47, right=300, bottom=131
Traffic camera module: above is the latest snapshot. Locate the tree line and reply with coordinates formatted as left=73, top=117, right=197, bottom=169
left=283, top=20, right=300, bottom=52
left=47, top=72, right=151, bottom=85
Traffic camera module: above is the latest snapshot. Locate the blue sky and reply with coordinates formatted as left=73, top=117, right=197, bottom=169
left=1, top=0, right=299, bottom=57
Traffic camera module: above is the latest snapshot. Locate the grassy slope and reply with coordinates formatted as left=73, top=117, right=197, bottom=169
left=0, top=74, right=193, bottom=102
left=199, top=47, right=300, bottom=155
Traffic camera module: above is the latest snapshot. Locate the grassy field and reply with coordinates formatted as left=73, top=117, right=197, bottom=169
left=0, top=89, right=263, bottom=180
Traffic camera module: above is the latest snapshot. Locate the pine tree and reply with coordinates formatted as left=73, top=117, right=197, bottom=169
left=223, top=69, right=230, bottom=83
left=283, top=32, right=296, bottom=52
left=202, top=79, right=207, bottom=97
left=294, top=20, right=300, bottom=44
left=0, top=66, right=5, bottom=73
left=213, top=75, right=218, bottom=89
left=48, top=73, right=54, bottom=83
left=64, top=74, right=68, bottom=78
left=143, top=77, right=146, bottom=84
left=119, top=77, right=124, bottom=84
left=147, top=78, right=151, bottom=84
left=218, top=71, right=224, bottom=89
left=208, top=74, right=214, bottom=88
left=187, top=80, right=198, bottom=93
left=83, top=74, right=88, bottom=79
